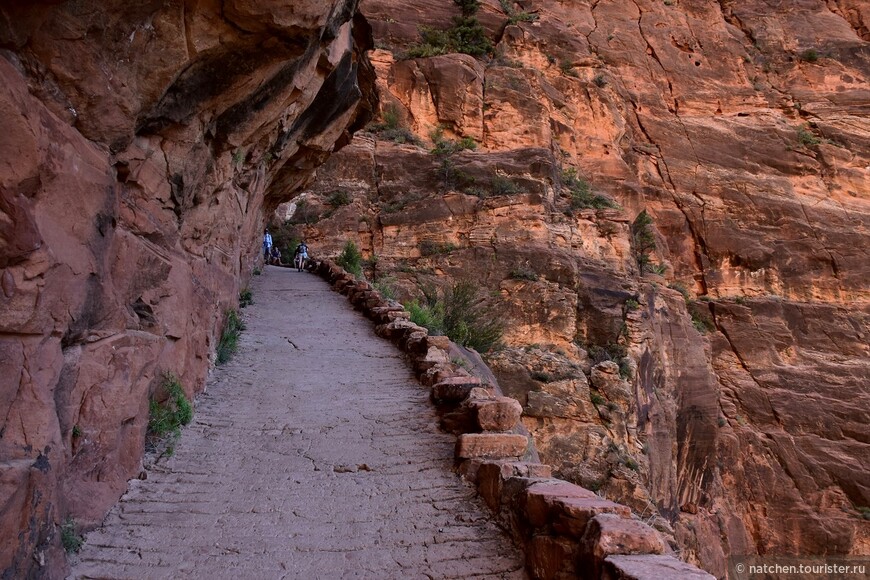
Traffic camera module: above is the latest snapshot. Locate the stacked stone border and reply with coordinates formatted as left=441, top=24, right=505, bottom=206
left=314, top=259, right=713, bottom=580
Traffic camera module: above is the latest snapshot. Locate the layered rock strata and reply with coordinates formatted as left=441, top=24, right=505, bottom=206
left=0, top=1, right=375, bottom=576
left=282, top=0, right=870, bottom=575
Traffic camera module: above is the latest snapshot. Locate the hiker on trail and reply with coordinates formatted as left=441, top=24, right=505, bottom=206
left=294, top=241, right=309, bottom=271
left=263, top=229, right=273, bottom=261
left=269, top=245, right=282, bottom=266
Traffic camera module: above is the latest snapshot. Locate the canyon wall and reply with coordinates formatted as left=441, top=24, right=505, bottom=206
left=284, top=0, right=870, bottom=576
left=0, top=1, right=374, bottom=576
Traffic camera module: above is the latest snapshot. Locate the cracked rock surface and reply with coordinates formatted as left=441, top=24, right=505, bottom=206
left=70, top=267, right=524, bottom=579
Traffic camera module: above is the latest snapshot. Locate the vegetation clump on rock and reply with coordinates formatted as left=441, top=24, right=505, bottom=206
left=406, top=0, right=493, bottom=58
left=406, top=280, right=504, bottom=352
left=563, top=168, right=617, bottom=210
left=337, top=240, right=364, bottom=279
left=217, top=310, right=245, bottom=365
left=146, top=372, right=194, bottom=458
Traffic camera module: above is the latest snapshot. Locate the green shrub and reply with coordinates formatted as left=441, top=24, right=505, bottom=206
left=618, top=359, right=632, bottom=380
left=61, top=518, right=83, bottom=553
left=217, top=310, right=244, bottom=365
left=419, top=240, right=457, bottom=256
left=588, top=343, right=628, bottom=364
left=691, top=313, right=714, bottom=334
left=631, top=210, right=657, bottom=273
left=625, top=298, right=639, bottom=311
left=624, top=458, right=640, bottom=471
left=590, top=392, right=606, bottom=405
left=800, top=48, right=819, bottom=62
left=431, top=129, right=477, bottom=156
left=491, top=174, right=520, bottom=195
left=407, top=299, right=446, bottom=336
left=509, top=267, right=538, bottom=281
left=148, top=373, right=193, bottom=438
left=239, top=288, right=253, bottom=308
left=406, top=0, right=492, bottom=59
left=232, top=148, right=245, bottom=168
left=337, top=240, right=364, bottom=279
left=406, top=280, right=503, bottom=352
left=563, top=169, right=617, bottom=210
left=669, top=283, right=691, bottom=303
left=373, top=277, right=397, bottom=300
left=559, top=60, right=577, bottom=76
left=531, top=371, right=552, bottom=383
left=368, top=107, right=423, bottom=145
left=327, top=190, right=352, bottom=207
left=593, top=73, right=607, bottom=87
left=798, top=125, right=820, bottom=147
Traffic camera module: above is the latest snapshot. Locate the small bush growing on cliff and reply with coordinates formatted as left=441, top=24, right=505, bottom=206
left=563, top=169, right=617, bottom=210
left=337, top=240, right=364, bottom=279
left=405, top=0, right=493, bottom=59
left=509, top=267, right=538, bottom=281
left=430, top=128, right=477, bottom=156
left=373, top=277, right=398, bottom=300
left=419, top=240, right=457, bottom=256
left=61, top=518, right=83, bottom=553
left=217, top=310, right=245, bottom=365
left=797, top=125, right=820, bottom=147
left=631, top=210, right=658, bottom=273
left=148, top=373, right=193, bottom=439
left=559, top=59, right=578, bottom=77
left=499, top=0, right=538, bottom=25
left=491, top=174, right=520, bottom=195
left=368, top=106, right=423, bottom=146
left=799, top=48, right=819, bottom=62
left=406, top=280, right=504, bottom=352
left=327, top=190, right=352, bottom=208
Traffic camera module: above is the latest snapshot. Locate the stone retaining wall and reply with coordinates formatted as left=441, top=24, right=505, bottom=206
left=314, top=259, right=714, bottom=580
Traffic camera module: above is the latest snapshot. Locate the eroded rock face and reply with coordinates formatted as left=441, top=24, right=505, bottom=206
left=282, top=0, right=869, bottom=575
left=0, top=1, right=374, bottom=576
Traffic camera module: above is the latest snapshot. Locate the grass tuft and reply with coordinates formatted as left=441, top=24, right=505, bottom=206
left=217, top=310, right=244, bottom=365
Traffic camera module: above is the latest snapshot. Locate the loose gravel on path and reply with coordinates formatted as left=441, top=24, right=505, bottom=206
left=70, top=266, right=525, bottom=579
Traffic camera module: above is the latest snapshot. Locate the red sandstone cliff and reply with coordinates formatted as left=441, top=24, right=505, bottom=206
left=283, top=0, right=870, bottom=576
left=0, top=1, right=374, bottom=576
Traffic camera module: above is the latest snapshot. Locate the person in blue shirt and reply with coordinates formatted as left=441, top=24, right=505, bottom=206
left=263, top=229, right=273, bottom=261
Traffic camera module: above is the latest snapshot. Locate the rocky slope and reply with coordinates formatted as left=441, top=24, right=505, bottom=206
left=282, top=0, right=870, bottom=576
left=0, top=1, right=374, bottom=576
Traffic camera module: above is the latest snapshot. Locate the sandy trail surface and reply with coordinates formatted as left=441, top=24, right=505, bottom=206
left=71, top=266, right=524, bottom=579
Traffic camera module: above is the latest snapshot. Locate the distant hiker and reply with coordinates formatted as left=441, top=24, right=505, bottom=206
left=263, top=229, right=273, bottom=260
left=294, top=241, right=309, bottom=271
left=269, top=245, right=282, bottom=266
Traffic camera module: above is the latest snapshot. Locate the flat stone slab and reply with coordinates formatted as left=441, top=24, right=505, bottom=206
left=603, top=555, right=716, bottom=579
left=456, top=433, right=528, bottom=459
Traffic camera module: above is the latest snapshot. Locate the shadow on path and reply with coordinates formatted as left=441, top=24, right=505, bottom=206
left=71, top=266, right=525, bottom=579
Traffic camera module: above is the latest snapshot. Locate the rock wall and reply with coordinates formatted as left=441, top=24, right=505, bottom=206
left=281, top=0, right=870, bottom=576
left=0, top=1, right=375, bottom=576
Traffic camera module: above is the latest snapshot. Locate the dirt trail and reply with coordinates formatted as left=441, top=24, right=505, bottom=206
left=70, top=266, right=525, bottom=579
